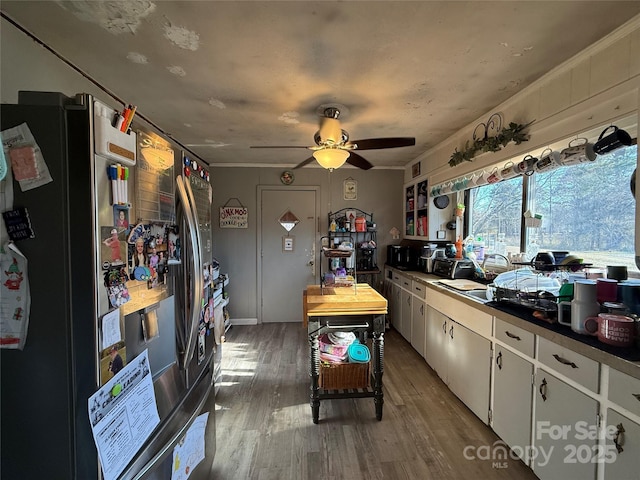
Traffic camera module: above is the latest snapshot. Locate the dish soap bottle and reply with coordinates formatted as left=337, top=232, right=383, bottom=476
left=455, top=236, right=463, bottom=259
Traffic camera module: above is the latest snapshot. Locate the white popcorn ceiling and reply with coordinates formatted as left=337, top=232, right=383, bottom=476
left=5, top=1, right=640, bottom=168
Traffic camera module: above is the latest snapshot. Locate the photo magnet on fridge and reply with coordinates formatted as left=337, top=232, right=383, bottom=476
left=100, top=226, right=127, bottom=269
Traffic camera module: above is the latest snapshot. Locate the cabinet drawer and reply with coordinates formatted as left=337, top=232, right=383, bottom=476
left=495, top=318, right=535, bottom=358
left=537, top=337, right=600, bottom=393
left=391, top=271, right=404, bottom=285
left=412, top=280, right=427, bottom=300
left=609, top=369, right=640, bottom=417
left=400, top=276, right=411, bottom=290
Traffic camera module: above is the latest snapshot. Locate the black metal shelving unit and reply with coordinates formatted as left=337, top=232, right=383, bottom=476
left=326, top=208, right=380, bottom=282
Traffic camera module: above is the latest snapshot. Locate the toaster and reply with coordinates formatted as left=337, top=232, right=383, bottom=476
left=431, top=258, right=475, bottom=279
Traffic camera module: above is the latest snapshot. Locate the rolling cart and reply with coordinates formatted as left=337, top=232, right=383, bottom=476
left=304, top=284, right=387, bottom=423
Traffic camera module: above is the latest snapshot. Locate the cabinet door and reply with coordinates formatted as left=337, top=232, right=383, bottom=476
left=401, top=289, right=412, bottom=341
left=534, top=369, right=598, bottom=480
left=603, top=409, right=640, bottom=480
left=411, top=297, right=426, bottom=358
left=425, top=306, right=448, bottom=381
left=384, top=279, right=394, bottom=327
left=448, top=322, right=491, bottom=424
left=392, top=284, right=402, bottom=331
left=493, top=347, right=533, bottom=462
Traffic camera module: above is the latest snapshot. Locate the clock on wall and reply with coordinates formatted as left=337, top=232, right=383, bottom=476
left=280, top=171, right=294, bottom=185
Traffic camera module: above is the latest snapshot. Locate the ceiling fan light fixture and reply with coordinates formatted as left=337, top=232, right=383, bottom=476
left=313, top=148, right=350, bottom=171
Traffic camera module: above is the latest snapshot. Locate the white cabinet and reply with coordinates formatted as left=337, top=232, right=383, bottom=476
left=603, top=409, right=640, bottom=480
left=425, top=305, right=490, bottom=423
left=492, top=346, right=533, bottom=463
left=392, top=283, right=402, bottom=332
left=533, top=369, right=598, bottom=480
left=400, top=288, right=412, bottom=341
left=448, top=320, right=491, bottom=424
left=411, top=297, right=426, bottom=358
left=608, top=368, right=640, bottom=418
left=384, top=277, right=395, bottom=327
left=426, top=305, right=448, bottom=381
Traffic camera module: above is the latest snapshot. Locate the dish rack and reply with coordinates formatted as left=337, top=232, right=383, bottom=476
left=493, top=268, right=560, bottom=312
left=494, top=286, right=559, bottom=312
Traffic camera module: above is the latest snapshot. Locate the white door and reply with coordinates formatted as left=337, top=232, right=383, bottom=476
left=260, top=187, right=317, bottom=323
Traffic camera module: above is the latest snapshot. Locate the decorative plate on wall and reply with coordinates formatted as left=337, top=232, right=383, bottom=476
left=434, top=195, right=450, bottom=209
left=280, top=171, right=294, bottom=185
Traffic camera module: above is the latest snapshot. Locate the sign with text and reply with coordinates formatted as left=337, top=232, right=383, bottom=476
left=219, top=206, right=248, bottom=229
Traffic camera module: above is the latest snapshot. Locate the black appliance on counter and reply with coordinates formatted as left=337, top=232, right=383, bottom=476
left=431, top=258, right=475, bottom=279
left=386, top=244, right=420, bottom=270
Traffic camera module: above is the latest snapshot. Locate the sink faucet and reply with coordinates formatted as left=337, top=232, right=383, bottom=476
left=482, top=253, right=511, bottom=270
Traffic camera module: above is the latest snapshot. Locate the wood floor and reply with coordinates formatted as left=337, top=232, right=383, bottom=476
left=209, top=323, right=538, bottom=480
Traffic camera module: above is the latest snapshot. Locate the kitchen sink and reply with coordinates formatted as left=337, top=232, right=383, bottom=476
left=463, top=289, right=490, bottom=303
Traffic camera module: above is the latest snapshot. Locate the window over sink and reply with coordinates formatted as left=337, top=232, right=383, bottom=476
left=468, top=137, right=638, bottom=276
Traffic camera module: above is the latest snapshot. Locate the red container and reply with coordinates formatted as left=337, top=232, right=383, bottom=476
left=355, top=217, right=367, bottom=232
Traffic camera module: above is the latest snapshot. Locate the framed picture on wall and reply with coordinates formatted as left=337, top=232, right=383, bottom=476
left=343, top=178, right=357, bottom=200
left=412, top=161, right=421, bottom=178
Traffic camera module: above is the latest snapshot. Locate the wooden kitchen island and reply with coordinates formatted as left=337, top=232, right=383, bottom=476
left=305, top=284, right=387, bottom=423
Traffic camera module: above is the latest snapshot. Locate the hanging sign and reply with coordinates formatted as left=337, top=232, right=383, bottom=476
left=219, top=198, right=248, bottom=229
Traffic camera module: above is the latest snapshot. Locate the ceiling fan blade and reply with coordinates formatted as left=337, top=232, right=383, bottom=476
left=293, top=156, right=316, bottom=169
left=349, top=137, right=416, bottom=150
left=346, top=152, right=373, bottom=170
left=250, top=145, right=310, bottom=149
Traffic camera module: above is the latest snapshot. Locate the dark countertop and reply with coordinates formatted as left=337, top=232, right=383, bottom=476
left=386, top=266, right=640, bottom=380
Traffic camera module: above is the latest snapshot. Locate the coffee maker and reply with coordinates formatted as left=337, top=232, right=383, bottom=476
left=387, top=245, right=409, bottom=267
left=358, top=248, right=376, bottom=271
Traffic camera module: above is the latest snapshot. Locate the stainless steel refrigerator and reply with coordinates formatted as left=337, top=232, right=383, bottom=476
left=1, top=92, right=216, bottom=479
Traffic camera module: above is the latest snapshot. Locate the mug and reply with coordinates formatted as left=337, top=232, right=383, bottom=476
left=584, top=313, right=635, bottom=347
left=441, top=182, right=453, bottom=194
left=607, top=265, right=628, bottom=281
left=515, top=155, right=536, bottom=176
left=619, top=282, right=640, bottom=315
left=596, top=278, right=618, bottom=303
left=500, top=162, right=518, bottom=180
left=593, top=126, right=633, bottom=155
left=486, top=168, right=502, bottom=184
left=560, top=138, right=597, bottom=166
left=558, top=280, right=600, bottom=334
left=534, top=149, right=562, bottom=173
left=473, top=170, right=489, bottom=186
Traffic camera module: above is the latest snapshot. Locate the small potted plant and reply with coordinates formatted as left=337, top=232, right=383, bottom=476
left=455, top=203, right=465, bottom=217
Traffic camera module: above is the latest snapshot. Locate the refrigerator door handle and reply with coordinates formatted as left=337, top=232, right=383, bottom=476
left=175, top=176, right=203, bottom=369
left=182, top=175, right=204, bottom=367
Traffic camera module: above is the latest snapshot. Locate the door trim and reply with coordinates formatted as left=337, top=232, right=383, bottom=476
left=257, top=185, right=320, bottom=324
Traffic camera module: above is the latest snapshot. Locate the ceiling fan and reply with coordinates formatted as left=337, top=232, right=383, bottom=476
left=250, top=107, right=415, bottom=171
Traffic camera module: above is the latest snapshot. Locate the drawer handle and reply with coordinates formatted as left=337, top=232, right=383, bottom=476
left=614, top=423, right=625, bottom=454
left=496, top=351, right=502, bottom=370
left=553, top=354, right=578, bottom=369
left=539, top=378, right=548, bottom=402
left=505, top=331, right=521, bottom=341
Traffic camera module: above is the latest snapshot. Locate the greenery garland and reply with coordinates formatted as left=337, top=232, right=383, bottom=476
left=448, top=120, right=534, bottom=167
